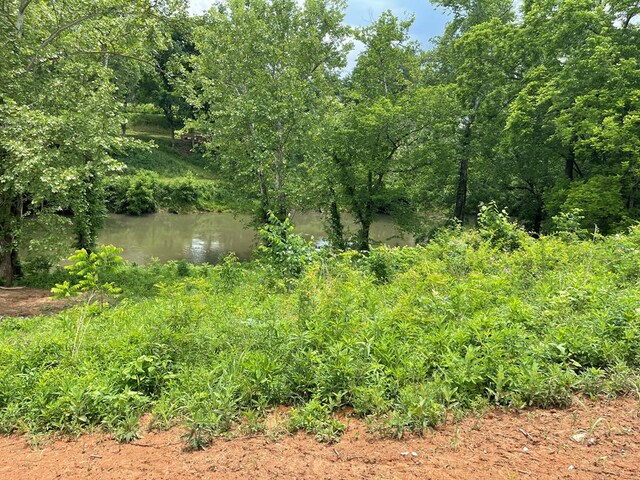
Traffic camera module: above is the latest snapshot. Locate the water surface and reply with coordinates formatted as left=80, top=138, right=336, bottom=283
left=98, top=212, right=413, bottom=265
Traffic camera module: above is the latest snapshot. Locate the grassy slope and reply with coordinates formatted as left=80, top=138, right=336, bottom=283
left=107, top=115, right=232, bottom=214
left=123, top=120, right=214, bottom=180
left=1, top=230, right=640, bottom=445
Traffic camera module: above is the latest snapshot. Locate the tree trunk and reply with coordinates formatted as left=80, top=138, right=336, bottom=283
left=121, top=100, right=128, bottom=136
left=357, top=219, right=371, bottom=252
left=17, top=0, right=31, bottom=37
left=170, top=127, right=176, bottom=148
left=454, top=157, right=469, bottom=222
left=73, top=170, right=105, bottom=252
left=0, top=241, right=15, bottom=287
left=0, top=195, right=21, bottom=286
left=257, top=170, right=270, bottom=224
left=565, top=136, right=580, bottom=180
left=565, top=153, right=574, bottom=180
left=273, top=145, right=287, bottom=221
left=627, top=176, right=639, bottom=211
left=533, top=194, right=544, bottom=235
left=327, top=189, right=345, bottom=250
left=454, top=120, right=473, bottom=222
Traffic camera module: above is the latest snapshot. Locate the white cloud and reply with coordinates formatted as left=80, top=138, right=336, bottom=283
left=345, top=38, right=365, bottom=72
left=345, top=0, right=414, bottom=26
left=189, top=0, right=213, bottom=14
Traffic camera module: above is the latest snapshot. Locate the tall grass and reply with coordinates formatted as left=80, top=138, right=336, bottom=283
left=2, top=228, right=640, bottom=443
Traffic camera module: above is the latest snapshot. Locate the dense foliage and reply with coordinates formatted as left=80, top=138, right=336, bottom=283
left=2, top=226, right=640, bottom=443
left=1, top=0, right=639, bottom=447
left=1, top=0, right=639, bottom=283
left=104, top=172, right=223, bottom=215
left=0, top=0, right=185, bottom=285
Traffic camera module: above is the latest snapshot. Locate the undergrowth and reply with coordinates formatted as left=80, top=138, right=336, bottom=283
left=3, top=226, right=640, bottom=445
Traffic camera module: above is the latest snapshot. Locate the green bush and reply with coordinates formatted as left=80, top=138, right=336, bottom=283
left=552, top=208, right=589, bottom=240
left=125, top=173, right=157, bottom=215
left=105, top=172, right=157, bottom=216
left=478, top=202, right=527, bottom=251
left=105, top=173, right=221, bottom=215
left=256, top=213, right=317, bottom=282
left=288, top=398, right=345, bottom=443
left=561, top=175, right=626, bottom=234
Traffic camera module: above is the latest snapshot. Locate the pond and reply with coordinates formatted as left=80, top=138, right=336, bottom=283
left=98, top=212, right=414, bottom=265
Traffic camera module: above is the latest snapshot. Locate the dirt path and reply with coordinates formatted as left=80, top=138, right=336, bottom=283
left=0, top=398, right=638, bottom=479
left=0, top=288, right=74, bottom=318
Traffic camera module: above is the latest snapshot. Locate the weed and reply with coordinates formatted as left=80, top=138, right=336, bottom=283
left=288, top=399, right=345, bottom=443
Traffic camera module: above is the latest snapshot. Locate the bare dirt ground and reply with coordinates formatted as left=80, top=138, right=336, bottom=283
left=0, top=287, right=74, bottom=318
left=0, top=397, right=638, bottom=480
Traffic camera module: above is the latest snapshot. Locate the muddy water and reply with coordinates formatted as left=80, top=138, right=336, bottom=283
left=98, top=212, right=413, bottom=265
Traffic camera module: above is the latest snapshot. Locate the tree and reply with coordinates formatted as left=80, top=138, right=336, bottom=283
left=431, top=0, right=516, bottom=221
left=0, top=0, right=184, bottom=285
left=186, top=0, right=350, bottom=223
left=136, top=16, right=197, bottom=146
left=503, top=0, right=640, bottom=232
left=322, top=12, right=457, bottom=250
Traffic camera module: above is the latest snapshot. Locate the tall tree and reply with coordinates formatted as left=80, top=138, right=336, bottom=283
left=0, top=0, right=184, bottom=285
left=136, top=16, right=197, bottom=146
left=504, top=0, right=640, bottom=232
left=186, top=0, right=350, bottom=223
left=431, top=0, right=516, bottom=221
left=323, top=12, right=457, bottom=250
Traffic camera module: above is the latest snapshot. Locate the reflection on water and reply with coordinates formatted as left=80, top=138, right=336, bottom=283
left=98, top=212, right=413, bottom=265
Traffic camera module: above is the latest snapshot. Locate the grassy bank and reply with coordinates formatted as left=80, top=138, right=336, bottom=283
left=108, top=111, right=231, bottom=214
left=2, top=228, right=640, bottom=445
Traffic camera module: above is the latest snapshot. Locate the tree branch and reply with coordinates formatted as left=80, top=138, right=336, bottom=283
left=33, top=50, right=164, bottom=74
left=27, top=9, right=118, bottom=70
left=16, top=0, right=33, bottom=36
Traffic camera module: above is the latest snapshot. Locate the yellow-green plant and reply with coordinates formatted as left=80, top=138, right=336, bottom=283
left=52, top=245, right=124, bottom=357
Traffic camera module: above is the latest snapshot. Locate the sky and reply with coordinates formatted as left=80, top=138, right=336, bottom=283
left=187, top=1, right=451, bottom=47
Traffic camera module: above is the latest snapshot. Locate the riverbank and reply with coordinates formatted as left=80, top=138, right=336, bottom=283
left=108, top=128, right=230, bottom=215
left=0, top=288, right=76, bottom=318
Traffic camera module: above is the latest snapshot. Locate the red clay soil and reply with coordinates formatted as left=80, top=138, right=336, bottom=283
left=0, top=288, right=74, bottom=318
left=1, top=397, right=638, bottom=480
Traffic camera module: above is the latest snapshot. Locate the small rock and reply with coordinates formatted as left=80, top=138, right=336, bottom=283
left=568, top=465, right=575, bottom=470
left=401, top=452, right=409, bottom=456
left=587, top=437, right=598, bottom=447
left=522, top=447, right=529, bottom=453
left=411, top=452, right=418, bottom=457
left=571, top=433, right=587, bottom=443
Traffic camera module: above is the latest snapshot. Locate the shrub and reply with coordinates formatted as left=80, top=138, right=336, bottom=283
left=561, top=175, right=626, bottom=234
left=125, top=172, right=157, bottom=215
left=105, top=172, right=157, bottom=215
left=288, top=398, right=345, bottom=443
left=105, top=174, right=220, bottom=215
left=478, top=202, right=526, bottom=251
left=256, top=213, right=316, bottom=281
left=552, top=208, right=589, bottom=240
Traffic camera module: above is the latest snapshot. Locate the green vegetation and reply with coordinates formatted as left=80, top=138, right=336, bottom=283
left=104, top=171, right=225, bottom=215
left=104, top=110, right=228, bottom=215
left=120, top=132, right=213, bottom=179
left=1, top=0, right=639, bottom=454
left=2, top=0, right=639, bottom=285
left=2, top=218, right=640, bottom=444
